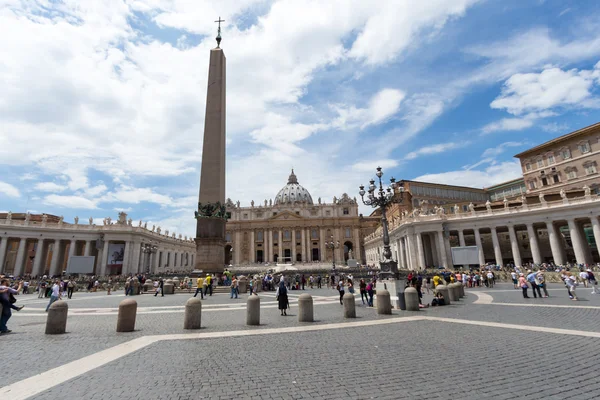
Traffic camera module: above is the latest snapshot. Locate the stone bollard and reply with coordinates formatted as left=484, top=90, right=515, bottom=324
left=298, top=293, right=314, bottom=322
left=435, top=284, right=451, bottom=305
left=448, top=283, right=458, bottom=302
left=453, top=283, right=463, bottom=299
left=238, top=276, right=248, bottom=294
left=342, top=292, right=356, bottom=318
left=376, top=289, right=392, bottom=315
left=116, top=299, right=137, bottom=332
left=143, top=282, right=153, bottom=292
left=246, top=295, right=260, bottom=326
left=163, top=282, right=175, bottom=295
left=45, top=300, right=68, bottom=334
left=132, top=280, right=140, bottom=296
left=184, top=298, right=202, bottom=329
left=404, top=287, right=420, bottom=311
left=460, top=282, right=465, bottom=297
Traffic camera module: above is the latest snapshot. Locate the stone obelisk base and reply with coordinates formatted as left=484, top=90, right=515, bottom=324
left=195, top=217, right=225, bottom=274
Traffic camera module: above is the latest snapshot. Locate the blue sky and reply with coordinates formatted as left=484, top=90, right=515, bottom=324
left=1, top=0, right=600, bottom=237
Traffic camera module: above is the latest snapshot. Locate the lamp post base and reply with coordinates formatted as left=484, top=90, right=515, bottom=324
left=379, top=259, right=398, bottom=280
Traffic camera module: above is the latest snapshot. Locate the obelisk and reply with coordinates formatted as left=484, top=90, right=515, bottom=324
left=194, top=18, right=227, bottom=273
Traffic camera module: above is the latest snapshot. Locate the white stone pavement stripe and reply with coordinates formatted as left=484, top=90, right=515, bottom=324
left=472, top=291, right=600, bottom=309
left=16, top=294, right=127, bottom=305
left=12, top=300, right=343, bottom=317
left=5, top=315, right=600, bottom=400
left=0, top=316, right=426, bottom=400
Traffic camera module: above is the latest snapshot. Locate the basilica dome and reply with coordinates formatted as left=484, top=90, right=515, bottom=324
left=274, top=170, right=314, bottom=205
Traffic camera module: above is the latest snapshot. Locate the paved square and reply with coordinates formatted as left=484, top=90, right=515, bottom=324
left=3, top=283, right=600, bottom=399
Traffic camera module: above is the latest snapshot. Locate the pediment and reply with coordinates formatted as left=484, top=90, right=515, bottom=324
left=268, top=211, right=303, bottom=221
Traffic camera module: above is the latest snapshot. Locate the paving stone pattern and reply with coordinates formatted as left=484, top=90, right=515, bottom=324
left=37, top=321, right=600, bottom=400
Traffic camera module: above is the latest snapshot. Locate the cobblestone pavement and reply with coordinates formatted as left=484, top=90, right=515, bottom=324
left=2, top=283, right=600, bottom=399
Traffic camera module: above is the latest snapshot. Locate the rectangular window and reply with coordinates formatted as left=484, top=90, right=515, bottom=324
left=562, top=149, right=571, bottom=160
left=243, top=213, right=248, bottom=219
left=525, top=163, right=532, bottom=171
left=257, top=231, right=263, bottom=241
left=272, top=212, right=277, bottom=216
left=553, top=175, right=560, bottom=183
left=579, top=142, right=591, bottom=154
left=225, top=233, right=231, bottom=242
left=585, top=165, right=597, bottom=175
left=343, top=208, right=349, bottom=215
left=528, top=181, right=536, bottom=190
left=537, top=159, right=544, bottom=168
left=462, top=205, right=468, bottom=212
left=273, top=231, right=278, bottom=241
left=345, top=228, right=352, bottom=238
left=311, top=229, right=318, bottom=239
left=284, top=230, right=291, bottom=240
left=326, top=210, right=331, bottom=216
left=547, top=155, right=555, bottom=164
left=296, top=230, right=301, bottom=240
left=295, top=211, right=300, bottom=215
left=567, top=170, right=577, bottom=180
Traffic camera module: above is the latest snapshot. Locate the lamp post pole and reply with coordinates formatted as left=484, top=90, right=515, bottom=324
left=142, top=243, right=158, bottom=275
left=359, top=166, right=404, bottom=279
left=325, top=235, right=340, bottom=272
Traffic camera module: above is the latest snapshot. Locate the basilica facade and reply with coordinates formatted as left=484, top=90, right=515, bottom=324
left=225, top=170, right=377, bottom=266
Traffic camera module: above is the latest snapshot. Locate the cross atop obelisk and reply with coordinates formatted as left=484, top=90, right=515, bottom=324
left=194, top=18, right=227, bottom=273
left=215, top=16, right=224, bottom=48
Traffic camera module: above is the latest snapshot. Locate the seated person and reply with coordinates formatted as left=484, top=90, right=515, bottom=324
left=431, top=292, right=446, bottom=307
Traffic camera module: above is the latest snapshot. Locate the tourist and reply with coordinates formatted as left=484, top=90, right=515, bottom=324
left=45, top=280, right=61, bottom=312
left=317, top=275, right=322, bottom=288
left=536, top=271, right=549, bottom=298
left=511, top=271, right=518, bottom=289
left=205, top=274, right=213, bottom=296
left=194, top=276, right=204, bottom=299
left=22, top=279, right=29, bottom=294
left=0, top=278, right=24, bottom=333
left=526, top=270, right=542, bottom=298
left=37, top=279, right=46, bottom=298
left=301, top=274, right=306, bottom=290
left=230, top=275, right=238, bottom=299
left=67, top=278, right=75, bottom=299
left=432, top=274, right=441, bottom=288
left=588, top=269, right=598, bottom=294
left=563, top=272, right=578, bottom=300
left=154, top=278, right=164, bottom=297
left=359, top=279, right=368, bottom=304
left=366, top=280, right=374, bottom=307
left=337, top=279, right=345, bottom=305
left=330, top=274, right=335, bottom=288
left=431, top=292, right=446, bottom=306
left=518, top=273, right=529, bottom=298
left=276, top=276, right=288, bottom=316
left=579, top=270, right=589, bottom=288
left=347, top=278, right=355, bottom=295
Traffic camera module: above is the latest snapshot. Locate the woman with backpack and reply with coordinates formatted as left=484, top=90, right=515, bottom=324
left=338, top=279, right=345, bottom=305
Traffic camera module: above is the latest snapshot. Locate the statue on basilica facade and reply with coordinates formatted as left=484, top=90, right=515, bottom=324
left=584, top=185, right=591, bottom=197
left=269, top=199, right=272, bottom=206
left=128, top=218, right=132, bottom=226
left=560, top=189, right=567, bottom=199
left=157, top=226, right=161, bottom=234
left=318, top=197, right=321, bottom=204
left=42, top=214, right=48, bottom=225
left=165, top=230, right=169, bottom=236
left=6, top=211, right=11, bottom=222
left=74, top=216, right=78, bottom=225
left=468, top=203, right=475, bottom=212
left=521, top=195, right=527, bottom=205
left=485, top=200, right=492, bottom=212
left=503, top=197, right=509, bottom=209
left=89, top=216, right=93, bottom=225
left=236, top=200, right=240, bottom=207
left=152, top=225, right=156, bottom=232
left=58, top=216, right=64, bottom=225
left=251, top=200, right=254, bottom=207
left=144, top=222, right=147, bottom=229
left=538, top=193, right=546, bottom=205
left=454, top=204, right=459, bottom=214
left=264, top=199, right=268, bottom=207
left=24, top=212, right=31, bottom=223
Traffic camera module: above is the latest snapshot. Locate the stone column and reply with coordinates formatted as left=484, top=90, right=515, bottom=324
left=292, top=228, right=296, bottom=263
left=508, top=225, right=522, bottom=267
left=49, top=239, right=62, bottom=276
left=526, top=223, right=542, bottom=265
left=153, top=247, right=160, bottom=273
left=122, top=242, right=131, bottom=275
left=32, top=238, right=46, bottom=277
left=458, top=230, right=466, bottom=247
left=353, top=227, right=361, bottom=263
left=437, top=231, right=448, bottom=269
left=546, top=221, right=565, bottom=266
left=249, top=230, right=255, bottom=263
left=267, top=229, right=273, bottom=262
left=13, top=238, right=28, bottom=277
left=398, top=237, right=406, bottom=269
left=578, top=221, right=594, bottom=264
left=84, top=240, right=93, bottom=256
left=301, top=228, right=306, bottom=262
left=490, top=227, right=503, bottom=267
left=320, top=228, right=326, bottom=262
left=474, top=229, right=486, bottom=266
left=567, top=218, right=587, bottom=265
left=131, top=242, right=142, bottom=274
left=278, top=229, right=283, bottom=262
left=407, top=234, right=418, bottom=270
left=99, top=240, right=110, bottom=275
left=0, top=238, right=9, bottom=274
left=67, top=239, right=76, bottom=269
left=590, top=218, right=600, bottom=265
left=234, top=231, right=241, bottom=265
left=416, top=233, right=426, bottom=270
left=428, top=233, right=438, bottom=267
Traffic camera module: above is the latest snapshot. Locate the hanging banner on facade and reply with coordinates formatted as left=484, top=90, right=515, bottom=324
left=107, top=243, right=125, bottom=273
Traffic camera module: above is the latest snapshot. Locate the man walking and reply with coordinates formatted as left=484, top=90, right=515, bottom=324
left=205, top=274, right=212, bottom=296
left=46, top=279, right=61, bottom=312
left=526, top=270, right=542, bottom=298
left=194, top=276, right=204, bottom=299
left=0, top=279, right=24, bottom=333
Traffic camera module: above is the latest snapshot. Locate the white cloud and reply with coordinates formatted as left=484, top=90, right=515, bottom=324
left=490, top=66, right=600, bottom=116
left=43, top=195, right=98, bottom=209
left=351, top=159, right=399, bottom=173
left=541, top=122, right=569, bottom=133
left=414, top=160, right=522, bottom=189
left=481, top=141, right=524, bottom=158
left=102, top=186, right=173, bottom=206
left=331, top=88, right=405, bottom=130
left=0, top=181, right=20, bottom=197
left=481, top=118, right=533, bottom=134
left=405, top=142, right=467, bottom=160
left=34, top=182, right=66, bottom=193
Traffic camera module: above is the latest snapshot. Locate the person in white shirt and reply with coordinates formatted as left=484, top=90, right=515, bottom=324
left=45, top=280, right=62, bottom=312
left=510, top=271, right=518, bottom=289
left=579, top=271, right=589, bottom=288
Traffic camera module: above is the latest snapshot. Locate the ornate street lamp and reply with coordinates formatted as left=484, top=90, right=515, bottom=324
left=325, top=235, right=340, bottom=271
left=142, top=243, right=158, bottom=274
left=359, top=166, right=404, bottom=279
